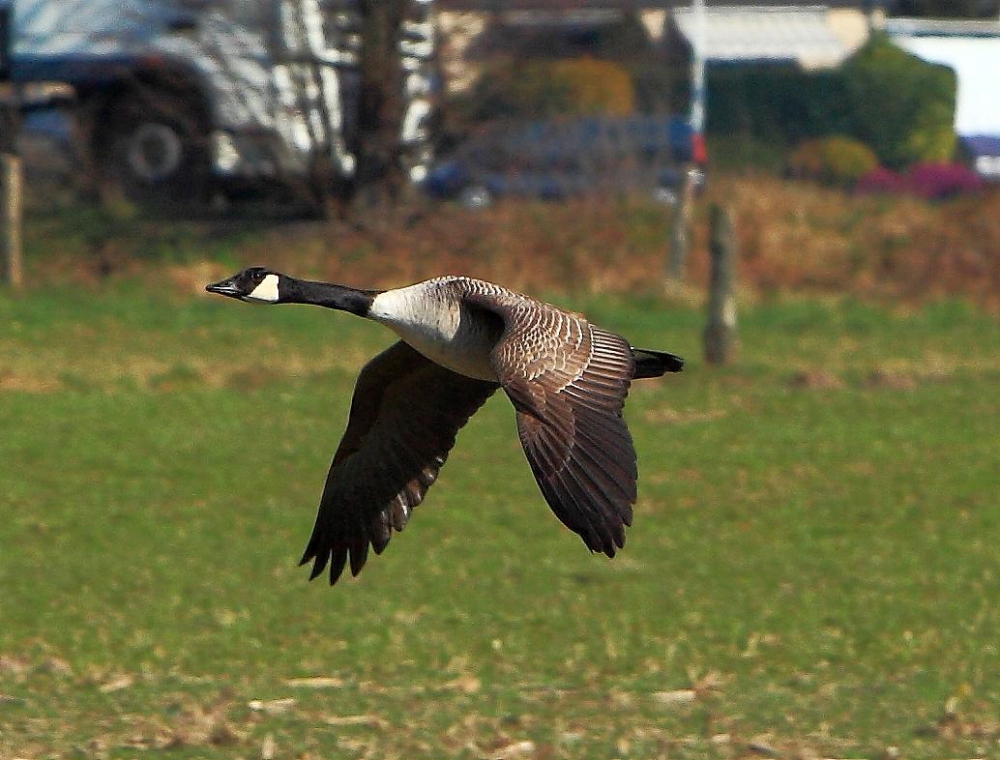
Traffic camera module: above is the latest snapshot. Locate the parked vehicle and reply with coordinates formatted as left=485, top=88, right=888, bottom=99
left=422, top=114, right=707, bottom=208
left=1, top=0, right=435, bottom=206
left=960, top=135, right=1000, bottom=182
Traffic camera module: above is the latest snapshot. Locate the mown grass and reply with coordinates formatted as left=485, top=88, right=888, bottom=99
left=2, top=284, right=999, bottom=759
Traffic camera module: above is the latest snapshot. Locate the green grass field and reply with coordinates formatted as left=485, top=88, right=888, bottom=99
left=1, top=284, right=998, bottom=759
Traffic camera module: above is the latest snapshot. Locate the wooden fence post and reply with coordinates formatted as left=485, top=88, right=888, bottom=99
left=1, top=85, right=23, bottom=290
left=1, top=2, right=22, bottom=290
left=1, top=151, right=23, bottom=289
left=704, top=202, right=737, bottom=365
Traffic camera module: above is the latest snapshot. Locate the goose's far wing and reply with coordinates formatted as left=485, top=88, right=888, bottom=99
left=491, top=308, right=639, bottom=556
left=300, top=341, right=498, bottom=584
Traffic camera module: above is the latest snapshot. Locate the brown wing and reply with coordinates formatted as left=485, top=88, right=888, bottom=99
left=470, top=289, right=638, bottom=556
left=300, top=340, right=498, bottom=584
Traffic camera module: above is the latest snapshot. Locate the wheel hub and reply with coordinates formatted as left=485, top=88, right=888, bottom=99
left=126, top=123, right=183, bottom=182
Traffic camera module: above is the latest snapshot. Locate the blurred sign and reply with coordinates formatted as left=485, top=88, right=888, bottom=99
left=975, top=154, right=1000, bottom=180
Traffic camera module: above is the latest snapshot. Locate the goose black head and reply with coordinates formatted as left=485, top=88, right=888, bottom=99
left=206, top=267, right=282, bottom=303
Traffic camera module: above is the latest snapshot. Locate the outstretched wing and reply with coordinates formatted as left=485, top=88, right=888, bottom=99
left=300, top=340, right=498, bottom=584
left=464, top=288, right=638, bottom=556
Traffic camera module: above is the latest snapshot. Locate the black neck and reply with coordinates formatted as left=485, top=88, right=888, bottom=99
left=281, top=277, right=380, bottom=316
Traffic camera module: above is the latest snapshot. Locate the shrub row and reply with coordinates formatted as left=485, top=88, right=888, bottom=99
left=789, top=135, right=983, bottom=199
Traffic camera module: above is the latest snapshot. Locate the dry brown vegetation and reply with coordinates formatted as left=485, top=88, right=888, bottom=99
left=16, top=173, right=1000, bottom=314
left=234, top=176, right=1000, bottom=311
left=720, top=175, right=1000, bottom=310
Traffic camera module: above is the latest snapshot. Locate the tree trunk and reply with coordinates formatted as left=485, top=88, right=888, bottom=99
left=354, top=0, right=410, bottom=209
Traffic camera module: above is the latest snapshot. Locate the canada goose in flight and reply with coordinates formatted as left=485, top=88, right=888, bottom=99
left=206, top=267, right=683, bottom=584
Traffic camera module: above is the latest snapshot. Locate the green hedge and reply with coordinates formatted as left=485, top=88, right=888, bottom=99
left=706, top=65, right=848, bottom=141
left=706, top=34, right=956, bottom=168
left=839, top=34, right=956, bottom=167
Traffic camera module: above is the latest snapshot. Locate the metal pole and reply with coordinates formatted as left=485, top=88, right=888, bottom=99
left=667, top=0, right=707, bottom=286
left=704, top=203, right=737, bottom=365
left=690, top=0, right=706, bottom=134
left=666, top=170, right=694, bottom=283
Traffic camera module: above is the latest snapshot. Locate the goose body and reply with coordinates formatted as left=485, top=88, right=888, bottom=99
left=368, top=280, right=503, bottom=382
left=206, top=267, right=683, bottom=585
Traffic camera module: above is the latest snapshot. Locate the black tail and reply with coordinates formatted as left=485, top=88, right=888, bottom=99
left=632, top=348, right=684, bottom=379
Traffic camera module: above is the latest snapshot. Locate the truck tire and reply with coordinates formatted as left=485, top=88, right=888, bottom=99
left=94, top=86, right=211, bottom=209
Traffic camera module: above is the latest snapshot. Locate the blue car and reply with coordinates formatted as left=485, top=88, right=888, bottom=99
left=423, top=114, right=706, bottom=207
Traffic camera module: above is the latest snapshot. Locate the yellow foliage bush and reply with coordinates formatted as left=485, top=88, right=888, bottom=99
left=538, top=58, right=635, bottom=116
left=789, top=136, right=879, bottom=187
left=468, top=57, right=635, bottom=120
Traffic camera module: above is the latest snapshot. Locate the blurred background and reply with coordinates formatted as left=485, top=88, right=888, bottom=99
left=1, top=0, right=999, bottom=204
left=2, top=0, right=999, bottom=301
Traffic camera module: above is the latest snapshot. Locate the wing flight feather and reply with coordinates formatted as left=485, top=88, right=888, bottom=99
left=300, top=340, right=498, bottom=584
left=463, top=287, right=640, bottom=556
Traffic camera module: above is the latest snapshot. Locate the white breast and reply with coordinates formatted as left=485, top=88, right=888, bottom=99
left=369, top=286, right=498, bottom=381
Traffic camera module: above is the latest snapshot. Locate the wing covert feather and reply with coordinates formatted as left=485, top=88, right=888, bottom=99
left=463, top=285, right=640, bottom=556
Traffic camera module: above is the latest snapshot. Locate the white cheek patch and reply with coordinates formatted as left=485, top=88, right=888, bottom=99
left=246, top=274, right=280, bottom=303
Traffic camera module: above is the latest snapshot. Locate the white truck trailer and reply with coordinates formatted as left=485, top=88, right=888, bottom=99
left=2, top=0, right=435, bottom=205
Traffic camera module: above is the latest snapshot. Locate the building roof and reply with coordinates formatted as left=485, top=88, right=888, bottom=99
left=883, top=17, right=1000, bottom=39
left=672, top=4, right=865, bottom=68
left=437, top=1, right=862, bottom=8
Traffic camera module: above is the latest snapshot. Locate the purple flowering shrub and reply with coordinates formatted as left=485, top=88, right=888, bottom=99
left=856, top=162, right=983, bottom=200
